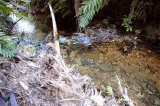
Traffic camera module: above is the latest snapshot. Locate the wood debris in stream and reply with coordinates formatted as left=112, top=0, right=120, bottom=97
left=0, top=43, right=134, bottom=106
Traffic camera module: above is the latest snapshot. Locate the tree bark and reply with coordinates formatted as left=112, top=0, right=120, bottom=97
left=74, top=0, right=81, bottom=14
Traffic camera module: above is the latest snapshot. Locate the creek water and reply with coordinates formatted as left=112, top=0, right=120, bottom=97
left=14, top=14, right=160, bottom=106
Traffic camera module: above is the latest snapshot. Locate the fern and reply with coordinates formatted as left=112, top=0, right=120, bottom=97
left=76, top=0, right=109, bottom=29
left=128, top=0, right=152, bottom=23
left=47, top=0, right=72, bottom=18
left=48, top=0, right=109, bottom=29
left=0, top=0, right=13, bottom=15
left=53, top=0, right=72, bottom=18
left=0, top=32, right=16, bottom=58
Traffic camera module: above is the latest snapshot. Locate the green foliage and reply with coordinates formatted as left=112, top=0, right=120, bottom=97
left=117, top=97, right=124, bottom=104
left=122, top=17, right=133, bottom=32
left=124, top=0, right=153, bottom=32
left=0, top=1, right=18, bottom=58
left=0, top=1, right=13, bottom=32
left=46, top=0, right=73, bottom=18
left=52, top=0, right=72, bottom=18
left=122, top=0, right=152, bottom=32
left=76, top=0, right=108, bottom=29
left=0, top=1, right=19, bottom=32
left=47, top=0, right=109, bottom=29
left=0, top=1, right=13, bottom=16
left=0, top=32, right=16, bottom=58
left=129, top=0, right=152, bottom=23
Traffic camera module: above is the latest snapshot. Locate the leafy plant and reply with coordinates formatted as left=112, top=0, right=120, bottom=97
left=0, top=0, right=13, bottom=16
left=76, top=0, right=109, bottom=29
left=0, top=32, right=16, bottom=58
left=0, top=0, right=13, bottom=33
left=122, top=17, right=133, bottom=32
left=122, top=0, right=153, bottom=32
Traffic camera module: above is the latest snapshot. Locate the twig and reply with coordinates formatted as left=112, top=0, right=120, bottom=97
left=13, top=17, right=23, bottom=26
left=116, top=76, right=134, bottom=106
left=60, top=98, right=82, bottom=102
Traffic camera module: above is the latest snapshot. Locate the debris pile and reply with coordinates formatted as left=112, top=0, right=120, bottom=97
left=0, top=43, right=134, bottom=106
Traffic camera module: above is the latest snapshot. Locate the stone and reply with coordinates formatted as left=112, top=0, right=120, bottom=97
left=59, top=35, right=68, bottom=44
left=71, top=34, right=92, bottom=45
left=97, top=62, right=116, bottom=72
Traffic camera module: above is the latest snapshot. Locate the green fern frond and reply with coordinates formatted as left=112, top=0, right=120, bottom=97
left=51, top=0, right=72, bottom=18
left=0, top=44, right=16, bottom=58
left=0, top=32, right=16, bottom=58
left=129, top=0, right=152, bottom=23
left=76, top=0, right=109, bottom=29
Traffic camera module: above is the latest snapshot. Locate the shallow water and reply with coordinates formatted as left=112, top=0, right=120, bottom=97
left=61, top=42, right=160, bottom=106
left=16, top=14, right=160, bottom=106
left=9, top=13, right=36, bottom=36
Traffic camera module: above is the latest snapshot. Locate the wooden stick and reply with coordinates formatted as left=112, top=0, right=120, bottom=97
left=116, top=76, right=134, bottom=106
left=48, top=3, right=60, bottom=54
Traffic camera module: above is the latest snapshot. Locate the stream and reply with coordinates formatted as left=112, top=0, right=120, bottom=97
left=13, top=14, right=160, bottom=106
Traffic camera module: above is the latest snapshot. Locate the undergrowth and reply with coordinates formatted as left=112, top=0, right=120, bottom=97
left=76, top=0, right=109, bottom=29
left=0, top=1, right=17, bottom=58
left=0, top=32, right=16, bottom=58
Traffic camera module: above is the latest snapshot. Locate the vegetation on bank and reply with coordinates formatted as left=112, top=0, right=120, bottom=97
left=0, top=0, right=158, bottom=65
left=0, top=0, right=16, bottom=57
left=0, top=0, right=30, bottom=57
left=9, top=0, right=155, bottom=31
left=42, top=0, right=155, bottom=31
left=0, top=0, right=159, bottom=57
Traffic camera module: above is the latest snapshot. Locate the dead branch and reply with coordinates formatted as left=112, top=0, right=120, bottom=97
left=116, top=76, right=134, bottom=106
left=48, top=3, right=60, bottom=54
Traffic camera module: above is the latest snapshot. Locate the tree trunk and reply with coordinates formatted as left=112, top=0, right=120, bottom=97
left=74, top=0, right=81, bottom=14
